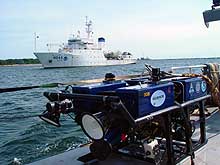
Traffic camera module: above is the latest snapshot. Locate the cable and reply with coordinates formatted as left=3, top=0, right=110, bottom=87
left=0, top=114, right=39, bottom=122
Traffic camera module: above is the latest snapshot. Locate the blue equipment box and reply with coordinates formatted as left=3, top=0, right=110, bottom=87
left=72, top=80, right=127, bottom=94
left=174, top=77, right=207, bottom=102
left=116, top=82, right=174, bottom=119
left=72, top=80, right=127, bottom=112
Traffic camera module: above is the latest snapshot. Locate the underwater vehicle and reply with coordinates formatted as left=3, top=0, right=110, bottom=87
left=27, top=62, right=220, bottom=165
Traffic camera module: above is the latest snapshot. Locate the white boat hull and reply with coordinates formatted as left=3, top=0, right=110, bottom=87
left=34, top=51, right=137, bottom=68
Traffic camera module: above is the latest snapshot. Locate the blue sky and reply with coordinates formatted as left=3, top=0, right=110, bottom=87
left=0, top=0, right=219, bottom=59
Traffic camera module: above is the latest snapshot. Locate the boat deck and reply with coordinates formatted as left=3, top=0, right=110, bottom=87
left=192, top=110, right=220, bottom=165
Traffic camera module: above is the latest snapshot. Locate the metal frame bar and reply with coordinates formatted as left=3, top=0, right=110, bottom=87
left=164, top=113, right=175, bottom=165
left=199, top=101, right=206, bottom=143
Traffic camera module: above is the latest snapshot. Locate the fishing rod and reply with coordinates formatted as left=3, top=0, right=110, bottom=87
left=0, top=74, right=141, bottom=93
left=0, top=83, right=59, bottom=93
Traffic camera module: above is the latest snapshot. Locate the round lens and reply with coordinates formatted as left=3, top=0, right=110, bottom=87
left=81, top=114, right=104, bottom=140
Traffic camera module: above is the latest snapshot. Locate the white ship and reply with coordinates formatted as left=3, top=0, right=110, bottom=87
left=34, top=18, right=137, bottom=68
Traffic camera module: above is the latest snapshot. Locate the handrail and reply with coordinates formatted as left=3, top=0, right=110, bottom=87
left=171, top=65, right=207, bottom=73
left=179, top=95, right=211, bottom=108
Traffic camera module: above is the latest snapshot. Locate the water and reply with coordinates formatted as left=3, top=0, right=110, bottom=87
left=1, top=58, right=220, bottom=165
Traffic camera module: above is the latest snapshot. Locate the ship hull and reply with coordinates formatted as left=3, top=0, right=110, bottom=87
left=34, top=51, right=137, bottom=68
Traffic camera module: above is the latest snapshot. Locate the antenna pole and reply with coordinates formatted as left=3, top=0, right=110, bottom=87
left=34, top=32, right=36, bottom=52
left=34, top=32, right=39, bottom=52
left=85, top=16, right=92, bottom=39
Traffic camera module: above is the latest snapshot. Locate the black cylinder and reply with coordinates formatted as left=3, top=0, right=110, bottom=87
left=44, top=92, right=120, bottom=103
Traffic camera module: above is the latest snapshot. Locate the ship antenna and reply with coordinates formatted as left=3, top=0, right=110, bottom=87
left=85, top=16, right=92, bottom=39
left=34, top=32, right=39, bottom=52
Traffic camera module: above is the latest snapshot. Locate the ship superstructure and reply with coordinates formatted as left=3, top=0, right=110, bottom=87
left=34, top=17, right=136, bottom=68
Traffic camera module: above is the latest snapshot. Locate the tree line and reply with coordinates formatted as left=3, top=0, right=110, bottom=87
left=0, top=58, right=40, bottom=65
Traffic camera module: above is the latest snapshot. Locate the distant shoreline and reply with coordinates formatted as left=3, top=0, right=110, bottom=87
left=0, top=64, right=42, bottom=67
left=0, top=58, right=40, bottom=66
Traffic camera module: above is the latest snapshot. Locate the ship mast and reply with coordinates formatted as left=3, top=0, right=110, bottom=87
left=85, top=16, right=92, bottom=39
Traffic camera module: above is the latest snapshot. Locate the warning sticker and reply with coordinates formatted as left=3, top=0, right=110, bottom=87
left=144, top=92, right=150, bottom=97
left=201, top=81, right=207, bottom=92
left=189, top=83, right=194, bottom=95
left=195, top=82, right=200, bottom=93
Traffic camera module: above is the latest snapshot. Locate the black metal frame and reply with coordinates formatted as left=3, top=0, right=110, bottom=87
left=124, top=95, right=209, bottom=164
left=43, top=91, right=210, bottom=165
left=131, top=95, right=210, bottom=165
